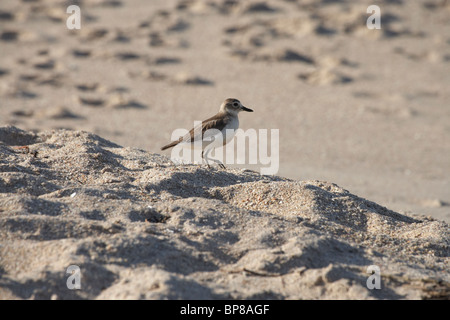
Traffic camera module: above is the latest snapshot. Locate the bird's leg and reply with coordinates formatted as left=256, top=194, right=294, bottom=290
left=214, top=159, right=226, bottom=169
left=203, top=148, right=225, bottom=169
left=202, top=150, right=211, bottom=169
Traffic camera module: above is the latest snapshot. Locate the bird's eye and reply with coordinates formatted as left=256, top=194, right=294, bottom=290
left=233, top=103, right=238, bottom=107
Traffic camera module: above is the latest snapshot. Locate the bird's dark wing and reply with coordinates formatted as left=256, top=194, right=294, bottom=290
left=161, top=113, right=229, bottom=150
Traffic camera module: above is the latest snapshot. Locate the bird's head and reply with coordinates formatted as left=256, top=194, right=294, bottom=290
left=220, top=98, right=253, bottom=115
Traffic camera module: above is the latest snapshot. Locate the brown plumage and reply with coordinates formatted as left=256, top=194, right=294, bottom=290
left=161, top=113, right=230, bottom=150
left=161, top=98, right=253, bottom=168
left=161, top=98, right=252, bottom=151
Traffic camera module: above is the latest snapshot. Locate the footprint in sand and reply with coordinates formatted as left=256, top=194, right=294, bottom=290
left=115, top=52, right=141, bottom=61
left=423, top=1, right=450, bottom=10
left=176, top=0, right=277, bottom=15
left=148, top=32, right=165, bottom=47
left=113, top=30, right=131, bottom=43
left=18, top=74, right=40, bottom=82
left=269, top=48, right=315, bottom=64
left=145, top=10, right=190, bottom=33
left=394, top=47, right=441, bottom=63
left=72, top=49, right=92, bottom=58
left=154, top=57, right=182, bottom=65
left=298, top=69, right=353, bottom=86
left=17, top=72, right=65, bottom=87
left=37, top=106, right=84, bottom=120
left=140, top=9, right=191, bottom=48
left=231, top=48, right=315, bottom=65
left=166, top=18, right=190, bottom=33
left=36, top=74, right=65, bottom=87
left=44, top=8, right=67, bottom=23
left=11, top=88, right=38, bottom=99
left=172, top=72, right=214, bottom=86
left=241, top=2, right=280, bottom=14
left=11, top=110, right=34, bottom=118
left=76, top=83, right=100, bottom=92
left=79, top=96, right=105, bottom=107
left=128, top=70, right=167, bottom=82
left=36, top=49, right=49, bottom=56
left=96, top=0, right=123, bottom=7
left=33, top=59, right=55, bottom=70
left=80, top=28, right=109, bottom=41
left=0, top=30, right=19, bottom=42
left=0, top=68, right=9, bottom=77
left=222, top=15, right=321, bottom=57
left=108, top=94, right=148, bottom=109
left=0, top=10, right=15, bottom=21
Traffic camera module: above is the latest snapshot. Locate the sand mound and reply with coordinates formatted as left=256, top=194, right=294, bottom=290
left=0, top=126, right=448, bottom=299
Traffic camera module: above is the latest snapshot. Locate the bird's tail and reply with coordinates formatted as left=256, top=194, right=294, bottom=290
left=161, top=140, right=180, bottom=151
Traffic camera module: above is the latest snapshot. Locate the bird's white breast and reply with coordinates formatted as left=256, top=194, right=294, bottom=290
left=222, top=117, right=239, bottom=144
left=203, top=116, right=239, bottom=150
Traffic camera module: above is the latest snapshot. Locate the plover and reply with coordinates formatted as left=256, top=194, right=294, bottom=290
left=161, top=98, right=253, bottom=168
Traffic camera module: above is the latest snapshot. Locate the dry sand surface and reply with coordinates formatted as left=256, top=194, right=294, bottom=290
left=0, top=0, right=449, bottom=299
left=0, top=0, right=449, bottom=222
left=0, top=126, right=448, bottom=299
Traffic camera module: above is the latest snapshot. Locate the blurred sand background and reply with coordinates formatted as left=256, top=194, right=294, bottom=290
left=0, top=0, right=449, bottom=222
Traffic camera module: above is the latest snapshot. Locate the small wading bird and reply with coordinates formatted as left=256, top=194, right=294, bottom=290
left=161, top=98, right=253, bottom=168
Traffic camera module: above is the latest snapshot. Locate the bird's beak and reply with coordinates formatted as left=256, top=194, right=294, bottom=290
left=241, top=106, right=253, bottom=112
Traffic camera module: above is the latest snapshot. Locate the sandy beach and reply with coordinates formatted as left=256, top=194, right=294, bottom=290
left=0, top=0, right=449, bottom=299
left=0, top=126, right=448, bottom=299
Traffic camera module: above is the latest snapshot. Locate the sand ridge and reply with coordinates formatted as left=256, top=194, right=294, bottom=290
left=0, top=126, right=448, bottom=299
left=0, top=0, right=449, bottom=222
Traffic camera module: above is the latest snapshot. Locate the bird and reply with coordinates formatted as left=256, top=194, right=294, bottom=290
left=161, top=98, right=253, bottom=168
